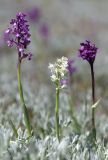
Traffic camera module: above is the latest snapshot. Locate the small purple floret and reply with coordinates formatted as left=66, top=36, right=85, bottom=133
left=5, top=12, right=32, bottom=61
left=60, top=79, right=69, bottom=88
left=28, top=52, right=32, bottom=60
left=78, top=40, right=98, bottom=63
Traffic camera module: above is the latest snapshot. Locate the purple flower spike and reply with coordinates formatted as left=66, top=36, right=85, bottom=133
left=67, top=59, right=76, bottom=75
left=5, top=12, right=32, bottom=61
left=78, top=40, right=98, bottom=63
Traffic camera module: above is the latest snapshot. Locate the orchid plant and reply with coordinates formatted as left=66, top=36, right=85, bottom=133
left=78, top=40, right=98, bottom=140
left=5, top=12, right=32, bottom=137
left=48, top=57, right=68, bottom=141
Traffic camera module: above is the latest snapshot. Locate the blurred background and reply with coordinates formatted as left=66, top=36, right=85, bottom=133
left=0, top=0, right=108, bottom=113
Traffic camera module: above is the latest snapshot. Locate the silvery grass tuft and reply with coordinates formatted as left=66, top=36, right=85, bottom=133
left=48, top=57, right=68, bottom=141
left=5, top=12, right=32, bottom=137
left=78, top=40, right=98, bottom=141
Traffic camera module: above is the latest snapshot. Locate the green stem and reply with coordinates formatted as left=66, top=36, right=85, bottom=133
left=68, top=76, right=81, bottom=134
left=17, top=59, right=32, bottom=137
left=55, top=84, right=60, bottom=141
left=90, top=63, right=96, bottom=140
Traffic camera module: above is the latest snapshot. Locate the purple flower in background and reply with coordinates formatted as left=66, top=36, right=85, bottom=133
left=4, top=12, right=32, bottom=61
left=67, top=59, right=76, bottom=75
left=26, top=7, right=41, bottom=22
left=78, top=40, right=98, bottom=64
left=39, top=23, right=49, bottom=38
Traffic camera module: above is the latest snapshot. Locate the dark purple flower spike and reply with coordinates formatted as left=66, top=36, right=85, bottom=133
left=78, top=40, right=98, bottom=64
